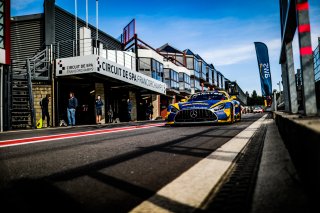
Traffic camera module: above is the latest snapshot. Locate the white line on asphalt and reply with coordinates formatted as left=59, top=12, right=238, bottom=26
left=130, top=114, right=268, bottom=213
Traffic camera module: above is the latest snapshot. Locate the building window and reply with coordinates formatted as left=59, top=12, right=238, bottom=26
left=164, top=69, right=179, bottom=91
left=194, top=58, right=199, bottom=72
left=186, top=57, right=194, bottom=69
left=178, top=73, right=191, bottom=92
left=194, top=79, right=201, bottom=92
left=139, top=58, right=151, bottom=71
left=213, top=70, right=218, bottom=86
left=207, top=66, right=212, bottom=84
left=151, top=59, right=164, bottom=82
left=202, top=63, right=206, bottom=79
left=176, top=55, right=183, bottom=65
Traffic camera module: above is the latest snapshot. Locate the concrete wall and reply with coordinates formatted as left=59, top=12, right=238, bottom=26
left=316, top=81, right=320, bottom=109
left=33, top=85, right=52, bottom=127
left=274, top=112, right=320, bottom=205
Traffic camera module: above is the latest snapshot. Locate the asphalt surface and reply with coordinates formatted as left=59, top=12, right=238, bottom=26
left=0, top=113, right=264, bottom=213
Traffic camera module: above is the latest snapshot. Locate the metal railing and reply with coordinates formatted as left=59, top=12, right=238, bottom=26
left=55, top=38, right=136, bottom=71
left=27, top=45, right=53, bottom=81
left=26, top=59, right=36, bottom=128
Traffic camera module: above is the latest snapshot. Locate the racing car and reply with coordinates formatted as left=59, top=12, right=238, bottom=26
left=166, top=91, right=241, bottom=125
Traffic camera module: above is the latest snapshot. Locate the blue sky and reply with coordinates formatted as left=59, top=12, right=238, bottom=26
left=11, top=0, right=320, bottom=95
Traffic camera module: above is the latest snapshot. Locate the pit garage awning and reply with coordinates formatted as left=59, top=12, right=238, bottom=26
left=56, top=55, right=167, bottom=95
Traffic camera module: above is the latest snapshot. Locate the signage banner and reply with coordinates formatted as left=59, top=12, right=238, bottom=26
left=56, top=55, right=167, bottom=95
left=254, top=42, right=272, bottom=97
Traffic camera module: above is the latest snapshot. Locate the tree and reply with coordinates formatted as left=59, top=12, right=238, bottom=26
left=252, top=90, right=258, bottom=99
left=245, top=91, right=250, bottom=97
left=246, top=90, right=264, bottom=106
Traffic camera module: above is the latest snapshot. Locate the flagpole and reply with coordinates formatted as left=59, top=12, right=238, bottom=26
left=86, top=0, right=88, bottom=28
left=96, top=0, right=99, bottom=55
left=75, top=0, right=78, bottom=56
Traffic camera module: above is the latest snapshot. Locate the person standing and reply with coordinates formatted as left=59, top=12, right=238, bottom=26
left=40, top=94, right=51, bottom=127
left=127, top=99, right=132, bottom=122
left=107, top=105, right=113, bottom=123
left=148, top=103, right=154, bottom=120
left=67, top=92, right=78, bottom=127
left=95, top=95, right=103, bottom=124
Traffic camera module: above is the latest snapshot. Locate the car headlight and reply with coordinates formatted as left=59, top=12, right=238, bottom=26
left=168, top=105, right=179, bottom=113
left=211, top=103, right=225, bottom=112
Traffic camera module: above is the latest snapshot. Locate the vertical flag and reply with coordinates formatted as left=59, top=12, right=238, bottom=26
left=254, top=42, right=272, bottom=97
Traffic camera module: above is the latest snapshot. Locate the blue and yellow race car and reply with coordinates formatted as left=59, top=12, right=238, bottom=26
left=166, top=91, right=241, bottom=125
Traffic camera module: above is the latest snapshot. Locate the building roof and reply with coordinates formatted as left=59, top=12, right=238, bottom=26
left=196, top=54, right=208, bottom=64
left=157, top=43, right=183, bottom=54
left=11, top=13, right=43, bottom=22
left=209, top=64, right=215, bottom=69
left=183, top=49, right=196, bottom=56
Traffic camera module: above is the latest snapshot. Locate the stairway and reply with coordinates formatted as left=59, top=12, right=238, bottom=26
left=9, top=46, right=54, bottom=129
left=10, top=60, right=35, bottom=129
left=29, top=48, right=51, bottom=80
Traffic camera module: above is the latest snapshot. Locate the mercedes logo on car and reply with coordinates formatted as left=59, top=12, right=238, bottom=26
left=190, top=110, right=197, bottom=118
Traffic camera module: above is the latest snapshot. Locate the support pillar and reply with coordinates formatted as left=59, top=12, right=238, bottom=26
left=129, top=91, right=137, bottom=121
left=296, top=0, right=317, bottom=115
left=152, top=94, right=160, bottom=119
left=285, top=42, right=298, bottom=113
left=281, top=63, right=290, bottom=112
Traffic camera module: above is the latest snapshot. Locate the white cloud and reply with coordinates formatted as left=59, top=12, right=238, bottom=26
left=201, top=44, right=255, bottom=66
left=200, top=38, right=281, bottom=66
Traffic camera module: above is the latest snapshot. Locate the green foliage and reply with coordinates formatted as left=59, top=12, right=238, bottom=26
left=247, top=90, right=264, bottom=106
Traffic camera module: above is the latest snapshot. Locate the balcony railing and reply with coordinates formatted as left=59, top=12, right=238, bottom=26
left=55, top=38, right=136, bottom=71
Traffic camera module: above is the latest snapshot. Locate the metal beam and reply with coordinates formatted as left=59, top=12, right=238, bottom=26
left=279, top=0, right=297, bottom=63
left=44, top=0, right=56, bottom=45
left=285, top=42, right=298, bottom=113
left=281, top=63, right=290, bottom=112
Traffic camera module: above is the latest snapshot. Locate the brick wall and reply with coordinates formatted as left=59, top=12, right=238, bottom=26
left=33, top=85, right=52, bottom=127
left=152, top=94, right=160, bottom=119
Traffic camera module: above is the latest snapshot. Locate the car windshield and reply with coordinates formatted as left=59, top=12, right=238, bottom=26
left=189, top=93, right=227, bottom=101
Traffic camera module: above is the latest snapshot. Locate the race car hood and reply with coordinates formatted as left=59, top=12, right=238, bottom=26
left=178, top=100, right=222, bottom=110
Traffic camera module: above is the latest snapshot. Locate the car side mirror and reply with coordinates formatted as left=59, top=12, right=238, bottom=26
left=231, top=96, right=237, bottom=100
left=180, top=99, right=187, bottom=102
